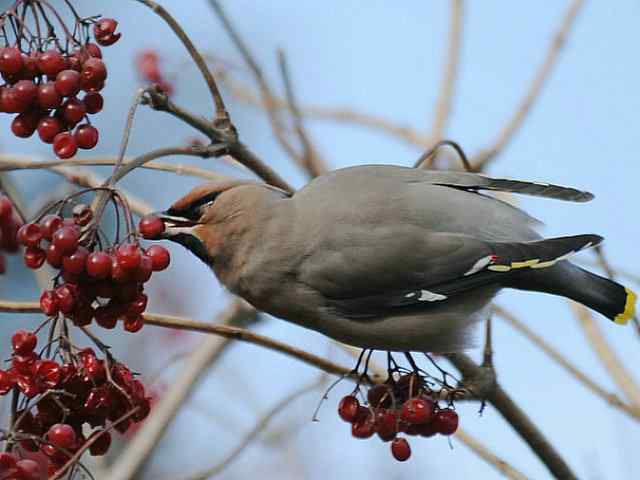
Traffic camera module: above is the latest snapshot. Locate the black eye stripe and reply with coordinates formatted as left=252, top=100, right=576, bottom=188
left=167, top=192, right=220, bottom=220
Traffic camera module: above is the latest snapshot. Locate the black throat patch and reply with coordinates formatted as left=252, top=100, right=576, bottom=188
left=170, top=233, right=214, bottom=266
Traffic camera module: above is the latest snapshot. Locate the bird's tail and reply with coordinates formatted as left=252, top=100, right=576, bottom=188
left=508, top=262, right=636, bottom=324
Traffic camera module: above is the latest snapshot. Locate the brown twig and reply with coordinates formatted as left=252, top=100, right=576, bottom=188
left=495, top=305, right=640, bottom=421
left=142, top=89, right=295, bottom=194
left=446, top=353, right=577, bottom=480
left=184, top=374, right=327, bottom=480
left=428, top=0, right=464, bottom=158
left=208, top=0, right=300, bottom=164
left=136, top=0, right=232, bottom=128
left=455, top=428, right=530, bottom=480
left=471, top=0, right=585, bottom=169
left=571, top=303, right=640, bottom=408
left=278, top=49, right=327, bottom=178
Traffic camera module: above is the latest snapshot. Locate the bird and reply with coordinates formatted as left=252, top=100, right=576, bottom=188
left=154, top=165, right=637, bottom=353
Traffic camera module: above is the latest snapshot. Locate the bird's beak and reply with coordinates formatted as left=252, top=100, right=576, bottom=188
left=152, top=211, right=215, bottom=265
left=153, top=211, right=199, bottom=239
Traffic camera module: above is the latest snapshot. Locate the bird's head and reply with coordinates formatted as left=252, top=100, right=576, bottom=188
left=154, top=180, right=289, bottom=266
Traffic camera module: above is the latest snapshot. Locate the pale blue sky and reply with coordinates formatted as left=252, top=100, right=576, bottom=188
left=1, top=1, right=639, bottom=479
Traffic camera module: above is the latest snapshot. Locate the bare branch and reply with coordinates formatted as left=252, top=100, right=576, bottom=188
left=429, top=0, right=464, bottom=144
left=447, top=353, right=577, bottom=480
left=472, top=0, right=585, bottom=169
left=571, top=303, right=640, bottom=408
left=455, top=428, right=530, bottom=480
left=495, top=305, right=640, bottom=420
left=278, top=50, right=327, bottom=178
left=184, top=375, right=327, bottom=480
left=208, top=0, right=300, bottom=163
left=136, top=0, right=232, bottom=128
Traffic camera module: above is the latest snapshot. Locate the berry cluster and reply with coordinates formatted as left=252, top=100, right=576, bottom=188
left=0, top=2, right=122, bottom=158
left=338, top=373, right=459, bottom=462
left=15, top=208, right=170, bottom=333
left=0, top=194, right=23, bottom=274
left=0, top=329, right=150, bottom=477
left=136, top=50, right=173, bottom=95
left=0, top=453, right=42, bottom=480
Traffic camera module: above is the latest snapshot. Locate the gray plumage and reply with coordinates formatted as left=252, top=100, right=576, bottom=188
left=159, top=165, right=636, bottom=353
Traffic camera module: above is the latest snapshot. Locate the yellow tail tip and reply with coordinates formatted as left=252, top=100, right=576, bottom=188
left=615, top=288, right=637, bottom=325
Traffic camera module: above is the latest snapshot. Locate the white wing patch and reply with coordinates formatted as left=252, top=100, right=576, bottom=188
left=417, top=290, right=448, bottom=302
left=464, top=255, right=494, bottom=276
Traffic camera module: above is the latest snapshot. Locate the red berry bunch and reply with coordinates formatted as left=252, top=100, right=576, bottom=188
left=136, top=50, right=174, bottom=95
left=16, top=205, right=170, bottom=333
left=0, top=194, right=24, bottom=273
left=338, top=373, right=460, bottom=462
left=0, top=3, right=121, bottom=158
left=0, top=336, right=150, bottom=476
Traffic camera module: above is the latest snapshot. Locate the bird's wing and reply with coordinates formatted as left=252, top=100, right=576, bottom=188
left=404, top=168, right=594, bottom=202
left=297, top=227, right=601, bottom=319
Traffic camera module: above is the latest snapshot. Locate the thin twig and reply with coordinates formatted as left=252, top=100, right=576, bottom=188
left=471, top=0, right=585, bottom=169
left=278, top=49, right=327, bottom=178
left=208, top=0, right=301, bottom=166
left=495, top=305, right=640, bottom=421
left=184, top=375, right=327, bottom=480
left=446, top=353, right=577, bottom=480
left=571, top=303, right=640, bottom=408
left=429, top=0, right=464, bottom=151
left=455, top=427, right=530, bottom=480
left=136, top=0, right=231, bottom=127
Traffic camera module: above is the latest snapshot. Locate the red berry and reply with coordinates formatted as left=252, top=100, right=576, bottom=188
left=416, top=421, right=438, bottom=437
left=95, top=18, right=118, bottom=37
left=47, top=423, right=77, bottom=450
left=24, top=247, right=46, bottom=269
left=96, top=32, right=121, bottom=46
left=81, top=57, right=107, bottom=83
left=63, top=245, right=89, bottom=274
left=55, top=284, right=77, bottom=314
left=37, top=81, right=62, bottom=109
left=391, top=437, right=411, bottom=462
left=94, top=305, right=119, bottom=329
left=0, top=452, right=17, bottom=471
left=375, top=410, right=398, bottom=442
left=116, top=243, right=142, bottom=270
left=62, top=97, right=86, bottom=124
left=0, top=369, right=16, bottom=394
left=35, top=359, right=61, bottom=389
left=16, top=222, right=43, bottom=247
left=86, top=43, right=103, bottom=58
left=40, top=214, right=63, bottom=239
left=400, top=397, right=434, bottom=425
left=126, top=293, right=148, bottom=315
left=37, top=116, right=64, bottom=144
left=0, top=196, right=13, bottom=220
left=38, top=49, right=67, bottom=76
left=135, top=255, right=153, bottom=282
left=46, top=243, right=63, bottom=268
left=86, top=251, right=112, bottom=279
left=338, top=395, right=360, bottom=423
left=22, top=54, right=39, bottom=79
left=138, top=215, right=165, bottom=238
left=123, top=313, right=144, bottom=332
left=53, top=132, right=78, bottom=159
left=351, top=408, right=375, bottom=439
left=40, top=290, right=59, bottom=316
left=52, top=226, right=80, bottom=254
left=367, top=384, right=392, bottom=408
left=11, top=330, right=37, bottom=355
left=11, top=110, right=40, bottom=138
left=0, top=47, right=23, bottom=74
left=83, top=92, right=103, bottom=114
left=145, top=245, right=170, bottom=271
left=74, top=124, right=99, bottom=149
left=13, top=79, right=38, bottom=106
left=110, top=256, right=132, bottom=283
left=15, top=459, right=42, bottom=480
left=72, top=203, right=93, bottom=226
left=55, top=69, right=81, bottom=96
left=89, top=430, right=111, bottom=456
left=433, top=409, right=458, bottom=435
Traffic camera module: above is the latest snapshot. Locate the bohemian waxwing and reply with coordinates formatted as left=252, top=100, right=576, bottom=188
left=155, top=165, right=637, bottom=353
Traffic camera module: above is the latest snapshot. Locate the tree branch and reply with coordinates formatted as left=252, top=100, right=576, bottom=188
left=471, top=0, right=584, bottom=169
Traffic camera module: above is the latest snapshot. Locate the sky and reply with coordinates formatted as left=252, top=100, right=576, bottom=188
left=1, top=1, right=639, bottom=479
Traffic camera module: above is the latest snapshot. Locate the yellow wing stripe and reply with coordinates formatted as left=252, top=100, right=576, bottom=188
left=511, top=259, right=540, bottom=269
left=614, top=288, right=637, bottom=325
